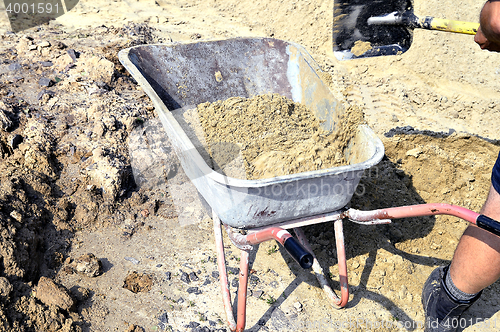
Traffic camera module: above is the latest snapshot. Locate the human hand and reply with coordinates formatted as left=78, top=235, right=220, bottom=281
left=475, top=1, right=500, bottom=52
left=475, top=26, right=500, bottom=52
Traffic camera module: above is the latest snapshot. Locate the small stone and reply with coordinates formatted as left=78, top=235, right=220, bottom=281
left=177, top=297, right=184, bottom=304
left=186, top=287, right=202, bottom=295
left=123, top=271, right=153, bottom=293
left=157, top=312, right=168, bottom=328
left=141, top=209, right=149, bottom=218
left=189, top=271, right=199, bottom=282
left=125, top=325, right=144, bottom=332
left=252, top=290, right=263, bottom=298
left=294, top=302, right=303, bottom=311
left=211, top=271, right=219, bottom=279
left=41, top=61, right=53, bottom=67
left=8, top=63, right=21, bottom=71
left=406, top=147, right=423, bottom=158
left=249, top=275, right=260, bottom=286
left=93, top=123, right=106, bottom=137
left=165, top=271, right=171, bottom=280
left=180, top=272, right=190, bottom=283
left=9, top=210, right=22, bottom=222
left=186, top=322, right=200, bottom=328
left=351, top=261, right=360, bottom=269
left=38, top=40, right=51, bottom=48
left=430, top=243, right=442, bottom=250
left=398, top=285, right=407, bottom=300
left=38, top=77, right=53, bottom=87
left=190, top=33, right=202, bottom=40
left=71, top=253, right=102, bottom=277
left=317, top=238, right=329, bottom=246
left=193, top=327, right=210, bottom=332
left=66, top=49, right=77, bottom=62
left=0, top=277, right=12, bottom=298
left=203, top=277, right=211, bottom=286
left=38, top=92, right=51, bottom=104
left=35, top=277, right=74, bottom=311
left=227, top=267, right=239, bottom=275
left=124, top=257, right=140, bottom=265
left=95, top=81, right=109, bottom=89
left=52, top=40, right=66, bottom=49
left=79, top=55, right=115, bottom=85
left=156, top=264, right=162, bottom=268
left=102, top=114, right=117, bottom=131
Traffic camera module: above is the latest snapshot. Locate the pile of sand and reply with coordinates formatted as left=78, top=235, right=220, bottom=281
left=196, top=93, right=363, bottom=179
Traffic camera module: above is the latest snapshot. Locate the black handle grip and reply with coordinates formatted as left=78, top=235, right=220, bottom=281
left=477, top=215, right=500, bottom=237
left=283, top=237, right=313, bottom=269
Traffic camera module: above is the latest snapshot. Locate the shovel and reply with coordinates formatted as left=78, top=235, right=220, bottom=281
left=333, top=0, right=479, bottom=60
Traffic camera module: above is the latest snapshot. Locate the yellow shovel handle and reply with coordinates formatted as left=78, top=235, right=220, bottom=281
left=424, top=17, right=479, bottom=35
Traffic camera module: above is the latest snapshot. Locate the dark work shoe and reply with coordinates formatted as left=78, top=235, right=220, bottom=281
left=421, top=266, right=481, bottom=332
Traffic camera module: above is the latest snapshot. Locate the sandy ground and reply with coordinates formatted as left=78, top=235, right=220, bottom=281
left=0, top=0, right=499, bottom=331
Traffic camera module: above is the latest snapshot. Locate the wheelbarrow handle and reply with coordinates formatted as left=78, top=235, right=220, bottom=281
left=283, top=237, right=314, bottom=269
left=477, top=214, right=500, bottom=237
left=228, top=226, right=314, bottom=269
left=247, top=228, right=313, bottom=269
left=345, top=203, right=500, bottom=237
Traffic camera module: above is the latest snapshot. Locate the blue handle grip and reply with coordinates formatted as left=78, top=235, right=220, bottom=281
left=477, top=215, right=500, bottom=237
left=283, top=237, right=313, bottom=269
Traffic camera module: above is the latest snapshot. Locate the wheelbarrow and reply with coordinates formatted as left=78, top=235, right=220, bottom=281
left=118, top=38, right=500, bottom=331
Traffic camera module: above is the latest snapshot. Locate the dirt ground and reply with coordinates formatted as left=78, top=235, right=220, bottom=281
left=0, top=0, right=499, bottom=331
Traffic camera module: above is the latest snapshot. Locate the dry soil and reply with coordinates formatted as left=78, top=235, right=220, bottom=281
left=0, top=0, right=498, bottom=332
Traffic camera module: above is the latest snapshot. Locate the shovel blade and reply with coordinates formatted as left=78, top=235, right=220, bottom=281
left=333, top=0, right=413, bottom=60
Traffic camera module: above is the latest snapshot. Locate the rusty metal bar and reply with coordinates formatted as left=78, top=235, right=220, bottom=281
left=213, top=211, right=237, bottom=331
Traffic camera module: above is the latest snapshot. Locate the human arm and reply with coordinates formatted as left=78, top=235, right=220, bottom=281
left=474, top=0, right=500, bottom=52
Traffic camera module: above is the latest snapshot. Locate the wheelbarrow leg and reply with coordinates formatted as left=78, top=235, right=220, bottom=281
left=213, top=211, right=237, bottom=331
left=294, top=219, right=349, bottom=308
left=236, top=250, right=250, bottom=332
left=213, top=211, right=252, bottom=332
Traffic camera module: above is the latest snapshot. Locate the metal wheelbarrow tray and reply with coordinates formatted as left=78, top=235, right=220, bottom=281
left=118, top=38, right=385, bottom=230
left=119, top=38, right=500, bottom=331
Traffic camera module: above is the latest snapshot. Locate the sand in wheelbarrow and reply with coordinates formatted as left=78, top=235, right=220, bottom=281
left=196, top=93, right=364, bottom=180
